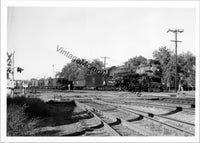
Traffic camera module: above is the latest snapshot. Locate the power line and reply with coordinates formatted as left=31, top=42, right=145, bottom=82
left=167, top=29, right=184, bottom=92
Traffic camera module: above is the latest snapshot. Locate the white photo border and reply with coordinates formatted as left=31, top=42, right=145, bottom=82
left=1, top=1, right=199, bottom=142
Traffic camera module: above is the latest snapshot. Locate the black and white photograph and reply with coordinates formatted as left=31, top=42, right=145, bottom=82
left=1, top=0, right=199, bottom=142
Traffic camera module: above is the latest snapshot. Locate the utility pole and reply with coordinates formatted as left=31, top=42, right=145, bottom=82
left=101, top=56, right=110, bottom=69
left=167, top=29, right=184, bottom=92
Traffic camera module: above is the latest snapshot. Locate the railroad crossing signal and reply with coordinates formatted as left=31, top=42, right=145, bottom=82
left=7, top=53, right=12, bottom=65
left=7, top=67, right=12, bottom=73
left=7, top=52, right=13, bottom=78
left=7, top=53, right=12, bottom=73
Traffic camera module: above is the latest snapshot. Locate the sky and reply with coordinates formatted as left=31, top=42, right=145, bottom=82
left=7, top=7, right=196, bottom=80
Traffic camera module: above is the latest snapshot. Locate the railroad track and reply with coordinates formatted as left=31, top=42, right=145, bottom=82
left=39, top=91, right=195, bottom=136
left=63, top=102, right=127, bottom=136
left=83, top=104, right=146, bottom=136
left=84, top=100, right=195, bottom=136
left=64, top=106, right=145, bottom=136
left=140, top=97, right=195, bottom=106
left=116, top=105, right=195, bottom=135
left=88, top=109, right=122, bottom=136
left=62, top=97, right=195, bottom=115
left=99, top=98, right=195, bottom=114
left=62, top=110, right=121, bottom=136
left=160, top=98, right=195, bottom=108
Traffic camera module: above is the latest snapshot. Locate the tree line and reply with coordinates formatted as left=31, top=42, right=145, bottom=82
left=57, top=46, right=195, bottom=89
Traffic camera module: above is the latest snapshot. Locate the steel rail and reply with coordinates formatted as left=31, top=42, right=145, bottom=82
left=93, top=100, right=195, bottom=136
left=101, top=98, right=195, bottom=113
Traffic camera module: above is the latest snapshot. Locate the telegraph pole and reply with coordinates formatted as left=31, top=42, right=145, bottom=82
left=101, top=56, right=110, bottom=69
left=167, top=29, right=184, bottom=92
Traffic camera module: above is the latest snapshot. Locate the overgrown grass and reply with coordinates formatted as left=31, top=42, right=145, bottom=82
left=7, top=96, right=51, bottom=118
left=7, top=104, right=39, bottom=136
left=7, top=96, right=77, bottom=136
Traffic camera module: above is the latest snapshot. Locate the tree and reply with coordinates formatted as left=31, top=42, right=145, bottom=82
left=153, top=46, right=196, bottom=90
left=153, top=46, right=173, bottom=86
left=177, top=52, right=195, bottom=89
left=58, top=58, right=104, bottom=81
left=58, top=59, right=87, bottom=81
left=87, top=59, right=104, bottom=75
left=124, top=56, right=147, bottom=70
left=153, top=46, right=172, bottom=67
left=164, top=55, right=176, bottom=88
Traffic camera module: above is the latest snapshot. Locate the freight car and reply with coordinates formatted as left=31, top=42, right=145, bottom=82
left=73, top=74, right=104, bottom=90
left=44, top=78, right=53, bottom=89
left=30, top=79, right=39, bottom=88
left=38, top=79, right=45, bottom=89
left=73, top=80, right=86, bottom=90
left=85, top=74, right=104, bottom=90
left=52, top=78, right=69, bottom=90
left=28, top=78, right=72, bottom=90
